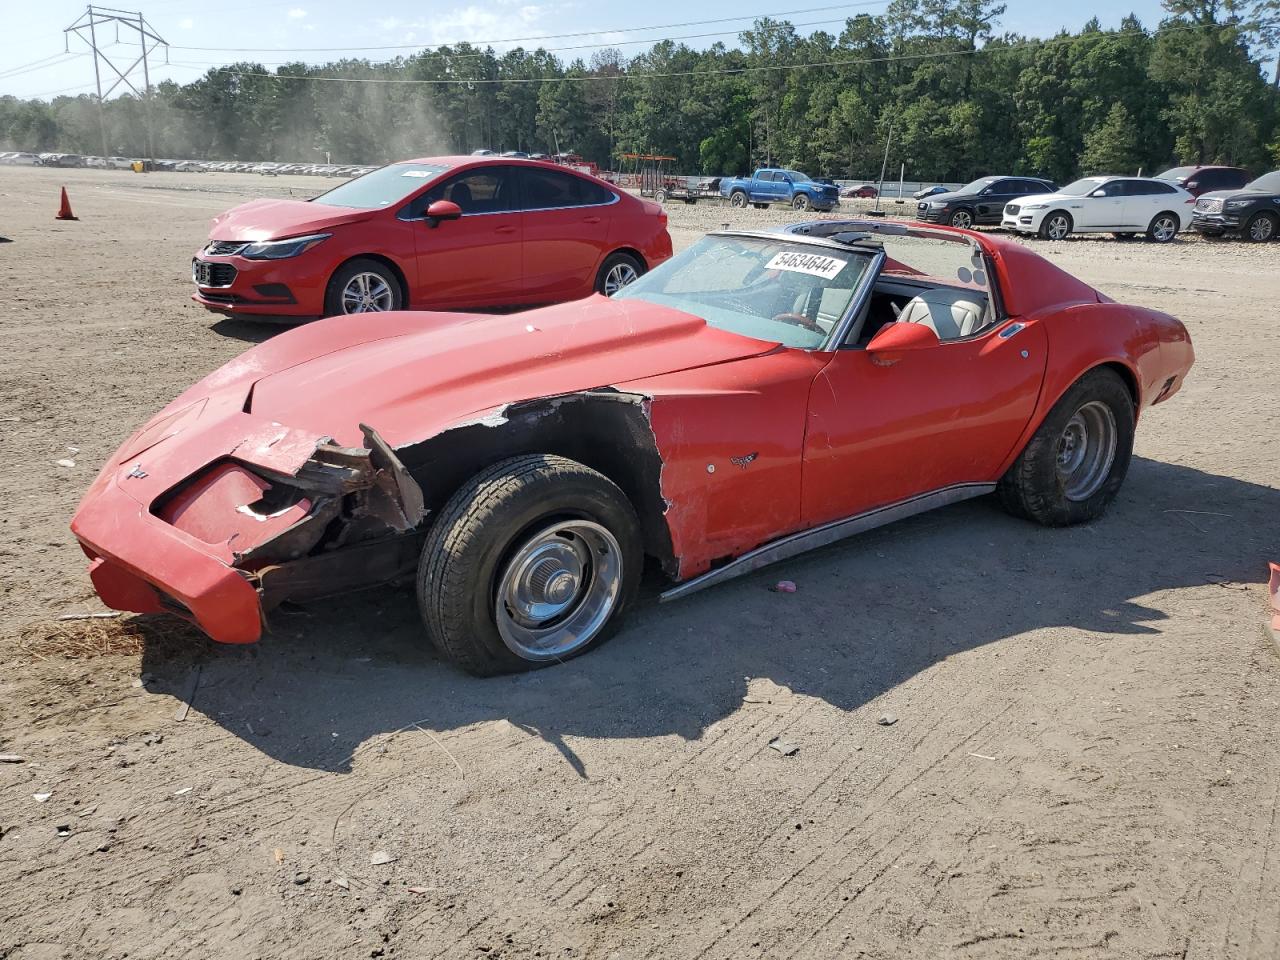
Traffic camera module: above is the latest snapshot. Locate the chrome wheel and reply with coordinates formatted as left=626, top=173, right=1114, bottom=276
left=950, top=209, right=973, bottom=229
left=1055, top=400, right=1117, bottom=501
left=603, top=261, right=639, bottom=295
left=1046, top=214, right=1071, bottom=240
left=494, top=519, right=623, bottom=661
left=341, top=271, right=394, bottom=313
left=1150, top=215, right=1178, bottom=242
left=1248, top=214, right=1275, bottom=242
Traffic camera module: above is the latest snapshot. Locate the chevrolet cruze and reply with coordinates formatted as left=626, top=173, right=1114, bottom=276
left=191, top=156, right=673, bottom=321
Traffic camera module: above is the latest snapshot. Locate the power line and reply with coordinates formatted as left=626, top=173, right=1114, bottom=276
left=166, top=1, right=888, bottom=53
left=211, top=16, right=1280, bottom=87
left=0, top=52, right=87, bottom=81
left=165, top=15, right=868, bottom=68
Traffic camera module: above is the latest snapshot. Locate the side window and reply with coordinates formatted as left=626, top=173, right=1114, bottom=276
left=416, top=167, right=514, bottom=215
left=1150, top=180, right=1178, bottom=194
left=1096, top=181, right=1124, bottom=197
left=986, top=179, right=1013, bottom=194
left=578, top=179, right=616, bottom=206
left=521, top=168, right=585, bottom=209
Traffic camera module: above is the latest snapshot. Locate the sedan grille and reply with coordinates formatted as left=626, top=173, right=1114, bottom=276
left=192, top=259, right=237, bottom=288
left=1195, top=198, right=1223, bottom=213
left=1005, top=203, right=1020, bottom=216
left=204, top=240, right=250, bottom=256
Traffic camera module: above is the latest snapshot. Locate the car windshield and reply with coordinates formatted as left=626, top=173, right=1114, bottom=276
left=783, top=170, right=812, bottom=183
left=960, top=177, right=998, bottom=193
left=1245, top=171, right=1280, bottom=192
left=312, top=162, right=449, bottom=209
left=1059, top=177, right=1107, bottom=196
left=1157, top=166, right=1197, bottom=181
left=613, top=234, right=871, bottom=349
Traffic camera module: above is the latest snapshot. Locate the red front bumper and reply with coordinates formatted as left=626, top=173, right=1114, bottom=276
left=191, top=253, right=326, bottom=319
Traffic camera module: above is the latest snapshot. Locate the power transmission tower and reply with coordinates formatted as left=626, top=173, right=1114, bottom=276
left=64, top=5, right=168, bottom=161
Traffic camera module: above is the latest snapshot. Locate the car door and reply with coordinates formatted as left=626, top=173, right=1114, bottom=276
left=751, top=172, right=774, bottom=203
left=1076, top=179, right=1128, bottom=229
left=517, top=166, right=614, bottom=302
left=801, top=259, right=1048, bottom=525
left=973, top=179, right=1016, bottom=223
left=401, top=165, right=523, bottom=309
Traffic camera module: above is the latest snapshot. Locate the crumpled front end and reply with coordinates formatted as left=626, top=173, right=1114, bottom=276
left=71, top=390, right=425, bottom=644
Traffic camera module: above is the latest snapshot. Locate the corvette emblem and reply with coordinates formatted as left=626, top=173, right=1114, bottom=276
left=126, top=464, right=148, bottom=479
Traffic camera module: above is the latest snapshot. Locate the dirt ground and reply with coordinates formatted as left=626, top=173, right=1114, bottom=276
left=2, top=165, right=1279, bottom=960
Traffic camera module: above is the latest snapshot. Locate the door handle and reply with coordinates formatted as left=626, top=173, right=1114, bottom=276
left=494, top=225, right=517, bottom=235
left=999, top=322, right=1025, bottom=339
left=583, top=216, right=602, bottom=224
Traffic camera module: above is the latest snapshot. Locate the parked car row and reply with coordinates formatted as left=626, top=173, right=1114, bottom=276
left=0, top=149, right=378, bottom=178
left=913, top=165, right=1277, bottom=242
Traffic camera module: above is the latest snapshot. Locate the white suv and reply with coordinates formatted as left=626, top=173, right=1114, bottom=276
left=1002, top=176, right=1194, bottom=242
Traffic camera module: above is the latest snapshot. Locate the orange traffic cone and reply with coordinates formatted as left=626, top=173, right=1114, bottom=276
left=55, top=186, right=78, bottom=221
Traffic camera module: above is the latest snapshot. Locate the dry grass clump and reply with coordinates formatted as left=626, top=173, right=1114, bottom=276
left=13, top=614, right=209, bottom=661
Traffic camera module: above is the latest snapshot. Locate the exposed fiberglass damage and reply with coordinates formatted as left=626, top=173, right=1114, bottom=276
left=211, top=389, right=672, bottom=620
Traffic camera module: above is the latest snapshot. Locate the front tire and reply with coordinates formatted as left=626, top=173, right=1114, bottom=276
left=1245, top=212, right=1277, bottom=242
left=1039, top=211, right=1073, bottom=240
left=997, top=368, right=1135, bottom=527
left=949, top=208, right=974, bottom=229
left=595, top=251, right=644, bottom=296
left=792, top=193, right=811, bottom=211
left=1146, top=212, right=1180, bottom=243
left=323, top=258, right=403, bottom=317
left=418, top=455, right=643, bottom=676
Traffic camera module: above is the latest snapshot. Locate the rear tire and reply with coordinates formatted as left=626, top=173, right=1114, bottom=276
left=997, top=368, right=1135, bottom=527
left=595, top=251, right=645, bottom=296
left=729, top=191, right=748, bottom=208
left=1146, top=212, right=1180, bottom=243
left=1039, top=211, right=1072, bottom=240
left=417, top=455, right=643, bottom=676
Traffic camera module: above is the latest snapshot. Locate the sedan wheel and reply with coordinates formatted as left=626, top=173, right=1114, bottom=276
left=1041, top=212, right=1072, bottom=241
left=595, top=252, right=645, bottom=296
left=1146, top=213, right=1179, bottom=243
left=342, top=272, right=395, bottom=313
left=949, top=209, right=974, bottom=229
left=1246, top=212, right=1276, bottom=242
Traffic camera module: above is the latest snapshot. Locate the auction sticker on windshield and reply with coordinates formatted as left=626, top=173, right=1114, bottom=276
left=766, top=250, right=846, bottom=279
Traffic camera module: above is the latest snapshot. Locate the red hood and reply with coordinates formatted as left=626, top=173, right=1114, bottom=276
left=244, top=297, right=778, bottom=448
left=209, top=197, right=375, bottom=241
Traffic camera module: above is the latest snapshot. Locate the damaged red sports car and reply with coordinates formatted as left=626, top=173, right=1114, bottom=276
left=74, top=219, right=1194, bottom=675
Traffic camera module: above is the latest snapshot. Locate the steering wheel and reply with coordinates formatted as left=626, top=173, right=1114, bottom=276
left=772, top=312, right=825, bottom=334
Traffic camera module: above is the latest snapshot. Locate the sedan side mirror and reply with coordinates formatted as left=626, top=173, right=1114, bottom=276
left=425, top=199, right=462, bottom=227
left=866, top=321, right=940, bottom=363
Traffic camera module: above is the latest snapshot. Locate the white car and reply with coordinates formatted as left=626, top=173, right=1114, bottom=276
left=1002, top=176, right=1194, bottom=242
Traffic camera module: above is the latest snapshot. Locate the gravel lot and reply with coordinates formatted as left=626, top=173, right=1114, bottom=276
left=1, top=165, right=1279, bottom=960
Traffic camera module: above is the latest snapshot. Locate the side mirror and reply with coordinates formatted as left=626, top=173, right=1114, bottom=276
left=1090, top=189, right=1107, bottom=198
left=425, top=199, right=462, bottom=227
left=866, top=321, right=940, bottom=364
left=1186, top=181, right=1199, bottom=190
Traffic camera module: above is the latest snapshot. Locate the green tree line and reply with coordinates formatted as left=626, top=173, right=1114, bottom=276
left=2, top=0, right=1278, bottom=183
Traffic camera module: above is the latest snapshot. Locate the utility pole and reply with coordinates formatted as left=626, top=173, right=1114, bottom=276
left=64, top=6, right=168, bottom=160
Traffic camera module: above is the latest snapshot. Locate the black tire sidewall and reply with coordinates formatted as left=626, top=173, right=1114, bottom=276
left=1000, top=368, right=1135, bottom=526
left=323, top=258, right=403, bottom=317
left=1040, top=212, right=1071, bottom=240
left=730, top=191, right=747, bottom=207
left=595, top=251, right=645, bottom=295
left=950, top=208, right=973, bottom=228
left=419, top=456, right=643, bottom=675
left=1147, top=212, right=1179, bottom=243
left=1246, top=212, right=1277, bottom=242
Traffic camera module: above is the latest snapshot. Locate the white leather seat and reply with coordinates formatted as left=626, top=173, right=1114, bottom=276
left=898, top=291, right=984, bottom=340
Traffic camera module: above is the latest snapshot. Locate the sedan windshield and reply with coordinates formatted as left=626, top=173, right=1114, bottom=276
left=1058, top=177, right=1107, bottom=196
left=1245, top=171, right=1280, bottom=192
left=312, top=162, right=448, bottom=209
left=613, top=235, right=871, bottom=349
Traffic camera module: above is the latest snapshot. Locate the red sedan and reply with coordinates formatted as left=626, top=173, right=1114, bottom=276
left=77, top=219, right=1192, bottom=674
left=190, top=156, right=672, bottom=320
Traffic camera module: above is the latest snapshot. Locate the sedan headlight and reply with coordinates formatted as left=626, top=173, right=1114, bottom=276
left=1224, top=199, right=1252, bottom=210
left=928, top=200, right=948, bottom=209
left=1023, top=203, right=1047, bottom=210
left=240, top=233, right=331, bottom=260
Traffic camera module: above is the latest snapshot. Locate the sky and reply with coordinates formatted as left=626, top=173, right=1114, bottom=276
left=0, top=0, right=1258, bottom=101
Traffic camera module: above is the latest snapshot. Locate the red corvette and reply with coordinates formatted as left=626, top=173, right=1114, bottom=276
left=190, top=156, right=672, bottom=320
left=76, top=219, right=1193, bottom=674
